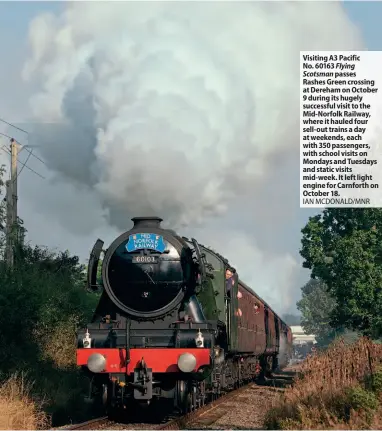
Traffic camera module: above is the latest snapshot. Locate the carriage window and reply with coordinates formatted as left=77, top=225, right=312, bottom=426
left=254, top=301, right=260, bottom=314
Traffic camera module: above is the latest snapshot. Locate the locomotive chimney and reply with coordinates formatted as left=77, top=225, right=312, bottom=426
left=131, top=217, right=163, bottom=229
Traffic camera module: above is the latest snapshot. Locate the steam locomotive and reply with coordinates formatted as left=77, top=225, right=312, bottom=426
left=77, top=217, right=293, bottom=414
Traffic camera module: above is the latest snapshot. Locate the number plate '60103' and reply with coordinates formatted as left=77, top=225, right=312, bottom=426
left=132, top=256, right=159, bottom=264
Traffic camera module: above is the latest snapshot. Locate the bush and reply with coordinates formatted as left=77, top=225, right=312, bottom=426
left=344, top=386, right=378, bottom=411
left=364, top=368, right=382, bottom=395
left=0, top=244, right=99, bottom=426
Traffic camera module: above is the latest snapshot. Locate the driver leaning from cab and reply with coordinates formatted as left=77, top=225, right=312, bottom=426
left=225, top=268, right=242, bottom=316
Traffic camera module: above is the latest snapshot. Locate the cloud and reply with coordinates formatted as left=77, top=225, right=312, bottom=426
left=17, top=0, right=364, bottom=312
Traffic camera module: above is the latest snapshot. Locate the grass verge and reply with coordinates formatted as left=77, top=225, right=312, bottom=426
left=265, top=337, right=382, bottom=430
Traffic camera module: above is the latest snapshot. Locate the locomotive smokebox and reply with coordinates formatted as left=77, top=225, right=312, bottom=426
left=101, top=217, right=195, bottom=319
left=132, top=216, right=163, bottom=229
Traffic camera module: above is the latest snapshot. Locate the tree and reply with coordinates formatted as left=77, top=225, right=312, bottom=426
left=296, top=278, right=360, bottom=348
left=0, top=165, right=101, bottom=424
left=282, top=314, right=301, bottom=326
left=297, top=279, right=336, bottom=338
left=300, top=208, right=382, bottom=338
left=0, top=244, right=98, bottom=367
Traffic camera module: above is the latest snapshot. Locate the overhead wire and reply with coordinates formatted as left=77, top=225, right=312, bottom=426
left=0, top=146, right=45, bottom=179
left=0, top=118, right=46, bottom=235
left=0, top=130, right=12, bottom=140
left=21, top=146, right=46, bottom=165
left=0, top=117, right=29, bottom=134
left=17, top=149, right=33, bottom=179
left=0, top=118, right=46, bottom=166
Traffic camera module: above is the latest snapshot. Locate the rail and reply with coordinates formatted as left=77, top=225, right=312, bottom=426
left=62, top=416, right=109, bottom=430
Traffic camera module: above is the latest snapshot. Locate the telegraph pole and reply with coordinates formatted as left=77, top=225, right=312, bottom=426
left=5, top=180, right=13, bottom=266
left=0, top=118, right=45, bottom=266
left=5, top=139, right=20, bottom=267
left=10, top=139, right=19, bottom=236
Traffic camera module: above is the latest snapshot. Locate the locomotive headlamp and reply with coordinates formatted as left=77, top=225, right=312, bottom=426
left=83, top=329, right=91, bottom=348
left=177, top=353, right=197, bottom=373
left=195, top=329, right=204, bottom=348
left=87, top=353, right=106, bottom=373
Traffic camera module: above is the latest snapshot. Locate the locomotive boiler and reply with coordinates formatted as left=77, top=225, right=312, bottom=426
left=77, top=217, right=293, bottom=414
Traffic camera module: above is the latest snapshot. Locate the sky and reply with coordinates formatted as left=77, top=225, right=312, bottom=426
left=0, top=0, right=380, bottom=316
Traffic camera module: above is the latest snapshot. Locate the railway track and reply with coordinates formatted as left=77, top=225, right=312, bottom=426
left=156, top=382, right=251, bottom=430
left=65, top=417, right=109, bottom=430
left=62, top=369, right=297, bottom=430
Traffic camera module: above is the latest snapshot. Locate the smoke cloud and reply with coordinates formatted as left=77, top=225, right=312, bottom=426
left=19, top=1, right=363, bottom=312
left=22, top=1, right=363, bottom=228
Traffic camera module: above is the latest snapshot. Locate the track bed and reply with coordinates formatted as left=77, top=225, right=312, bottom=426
left=61, top=368, right=298, bottom=431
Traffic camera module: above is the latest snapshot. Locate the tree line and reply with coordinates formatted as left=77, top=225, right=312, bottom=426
left=0, top=165, right=98, bottom=425
left=296, top=208, right=382, bottom=346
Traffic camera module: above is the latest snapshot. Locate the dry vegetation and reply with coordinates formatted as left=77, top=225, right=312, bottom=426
left=34, top=315, right=79, bottom=370
left=0, top=322, right=93, bottom=430
left=265, top=337, right=382, bottom=429
left=0, top=373, right=49, bottom=430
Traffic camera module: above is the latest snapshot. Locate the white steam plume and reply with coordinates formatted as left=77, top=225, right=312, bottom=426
left=18, top=1, right=363, bottom=314
left=22, top=1, right=363, bottom=229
